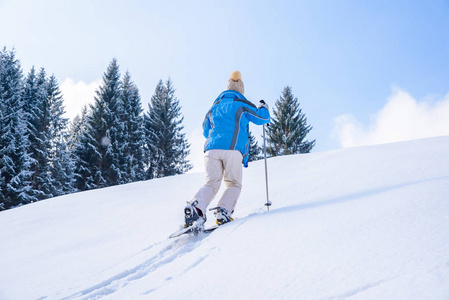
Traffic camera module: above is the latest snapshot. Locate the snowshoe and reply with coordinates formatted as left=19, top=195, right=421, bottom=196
left=169, top=220, right=205, bottom=238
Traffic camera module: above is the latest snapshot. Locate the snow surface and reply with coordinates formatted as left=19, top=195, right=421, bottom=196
left=1, top=136, right=449, bottom=300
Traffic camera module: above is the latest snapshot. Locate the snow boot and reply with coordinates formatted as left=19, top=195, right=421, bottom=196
left=211, top=207, right=233, bottom=226
left=184, top=201, right=206, bottom=228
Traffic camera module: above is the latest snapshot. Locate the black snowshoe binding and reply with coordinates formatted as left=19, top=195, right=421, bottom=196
left=184, top=201, right=206, bottom=228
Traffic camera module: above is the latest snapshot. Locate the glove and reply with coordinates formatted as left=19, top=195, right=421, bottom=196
left=258, top=100, right=269, bottom=110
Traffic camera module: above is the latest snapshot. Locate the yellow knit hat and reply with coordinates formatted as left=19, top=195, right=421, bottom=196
left=229, top=70, right=242, bottom=81
left=227, top=70, right=244, bottom=95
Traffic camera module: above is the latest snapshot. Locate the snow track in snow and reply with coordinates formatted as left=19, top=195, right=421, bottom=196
left=64, top=234, right=211, bottom=299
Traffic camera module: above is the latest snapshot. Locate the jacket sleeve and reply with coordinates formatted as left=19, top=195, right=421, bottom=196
left=202, top=111, right=211, bottom=138
left=245, top=106, right=270, bottom=125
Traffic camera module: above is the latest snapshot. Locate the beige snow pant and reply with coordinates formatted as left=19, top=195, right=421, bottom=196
left=192, top=149, right=243, bottom=215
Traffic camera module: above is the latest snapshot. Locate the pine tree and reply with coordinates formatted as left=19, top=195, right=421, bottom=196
left=73, top=58, right=124, bottom=190
left=46, top=74, right=76, bottom=195
left=23, top=67, right=54, bottom=200
left=73, top=114, right=99, bottom=191
left=21, top=67, right=75, bottom=200
left=266, top=86, right=315, bottom=156
left=68, top=105, right=88, bottom=150
left=103, top=71, right=125, bottom=186
left=121, top=72, right=145, bottom=182
left=68, top=106, right=88, bottom=190
left=248, top=131, right=262, bottom=162
left=0, top=48, right=35, bottom=209
left=144, top=78, right=192, bottom=179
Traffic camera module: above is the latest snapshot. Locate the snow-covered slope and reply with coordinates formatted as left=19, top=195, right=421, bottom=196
left=1, top=136, right=449, bottom=300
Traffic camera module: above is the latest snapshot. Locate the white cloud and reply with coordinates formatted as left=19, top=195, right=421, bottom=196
left=60, top=78, right=101, bottom=121
left=333, top=88, right=449, bottom=148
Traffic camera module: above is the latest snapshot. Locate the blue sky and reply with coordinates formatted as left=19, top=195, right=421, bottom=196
left=1, top=0, right=449, bottom=171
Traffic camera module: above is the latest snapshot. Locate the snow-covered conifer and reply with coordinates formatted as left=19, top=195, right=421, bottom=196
left=68, top=105, right=88, bottom=150
left=46, top=74, right=76, bottom=195
left=121, top=72, right=146, bottom=182
left=144, top=79, right=192, bottom=179
left=266, top=86, right=315, bottom=156
left=0, top=48, right=34, bottom=209
left=74, top=58, right=123, bottom=190
left=23, top=67, right=54, bottom=200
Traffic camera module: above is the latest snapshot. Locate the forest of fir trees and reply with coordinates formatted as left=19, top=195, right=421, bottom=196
left=0, top=48, right=191, bottom=211
left=0, top=47, right=315, bottom=211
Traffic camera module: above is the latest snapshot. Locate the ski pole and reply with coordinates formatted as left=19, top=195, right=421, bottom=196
left=262, top=124, right=272, bottom=211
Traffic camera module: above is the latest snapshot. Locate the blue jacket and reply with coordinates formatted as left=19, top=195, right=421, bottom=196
left=203, top=90, right=270, bottom=167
